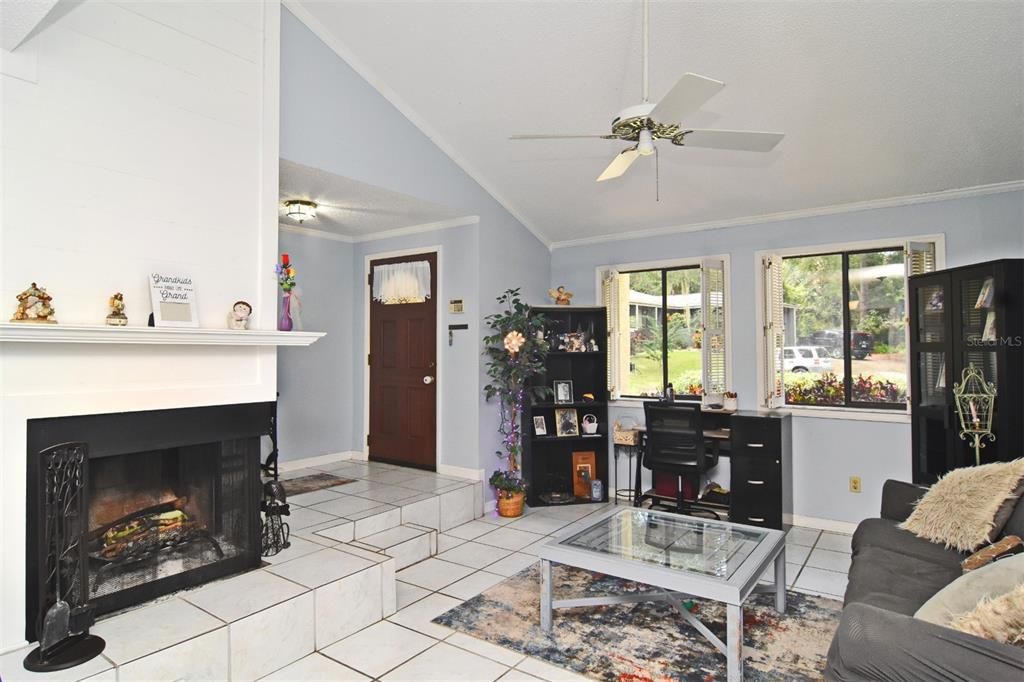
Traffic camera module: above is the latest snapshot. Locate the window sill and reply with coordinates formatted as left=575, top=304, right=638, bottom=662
left=777, top=404, right=911, bottom=424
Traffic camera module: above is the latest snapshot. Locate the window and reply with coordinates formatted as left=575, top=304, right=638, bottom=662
left=761, top=241, right=938, bottom=410
left=602, top=259, right=727, bottom=400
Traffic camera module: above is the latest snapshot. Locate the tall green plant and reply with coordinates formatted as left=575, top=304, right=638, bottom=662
left=483, top=289, right=550, bottom=491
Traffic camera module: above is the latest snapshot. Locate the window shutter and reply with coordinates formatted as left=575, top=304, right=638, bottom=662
left=601, top=269, right=622, bottom=399
left=905, top=241, right=937, bottom=277
left=762, top=254, right=785, bottom=408
left=700, top=259, right=727, bottom=399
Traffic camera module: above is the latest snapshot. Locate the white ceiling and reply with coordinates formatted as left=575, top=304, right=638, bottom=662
left=289, top=1, right=1024, bottom=246
left=279, top=158, right=473, bottom=240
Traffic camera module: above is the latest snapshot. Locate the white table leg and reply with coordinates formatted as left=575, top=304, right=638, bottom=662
left=540, top=559, right=552, bottom=632
left=774, top=547, right=787, bottom=613
left=726, top=603, right=742, bottom=682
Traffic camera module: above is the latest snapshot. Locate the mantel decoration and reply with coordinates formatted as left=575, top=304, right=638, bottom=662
left=953, top=364, right=997, bottom=466
left=105, top=293, right=127, bottom=326
left=227, top=300, right=251, bottom=330
left=484, top=289, right=550, bottom=517
left=11, top=282, right=56, bottom=323
left=275, top=254, right=302, bottom=331
left=547, top=286, right=573, bottom=305
left=149, top=273, right=197, bottom=327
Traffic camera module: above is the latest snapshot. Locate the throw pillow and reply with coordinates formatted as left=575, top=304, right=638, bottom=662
left=915, top=553, right=1024, bottom=625
left=900, top=459, right=1024, bottom=552
left=949, top=582, right=1024, bottom=647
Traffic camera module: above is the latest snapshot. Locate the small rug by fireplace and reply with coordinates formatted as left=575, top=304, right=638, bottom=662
left=433, top=564, right=842, bottom=681
left=280, top=473, right=354, bottom=496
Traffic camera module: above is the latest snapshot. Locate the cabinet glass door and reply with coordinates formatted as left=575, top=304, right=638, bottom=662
left=918, top=352, right=947, bottom=407
left=961, top=276, right=996, bottom=346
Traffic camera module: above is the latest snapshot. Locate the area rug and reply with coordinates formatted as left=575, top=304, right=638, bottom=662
left=433, top=564, right=842, bottom=681
left=280, top=473, right=354, bottom=496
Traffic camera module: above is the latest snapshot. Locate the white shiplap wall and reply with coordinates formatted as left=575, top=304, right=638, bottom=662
left=0, top=0, right=280, bottom=652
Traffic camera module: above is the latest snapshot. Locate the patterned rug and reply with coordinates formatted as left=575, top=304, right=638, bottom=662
left=433, top=564, right=842, bottom=681
left=280, top=473, right=354, bottom=496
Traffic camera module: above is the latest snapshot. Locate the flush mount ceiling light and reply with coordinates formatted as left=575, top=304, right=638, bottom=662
left=283, top=200, right=317, bottom=223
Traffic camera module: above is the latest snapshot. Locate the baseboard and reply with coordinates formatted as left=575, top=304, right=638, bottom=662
left=790, top=514, right=858, bottom=535
left=438, top=463, right=484, bottom=482
left=277, top=451, right=361, bottom=471
left=484, top=500, right=497, bottom=514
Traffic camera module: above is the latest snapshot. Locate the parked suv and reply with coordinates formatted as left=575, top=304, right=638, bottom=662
left=783, top=346, right=835, bottom=373
left=798, top=329, right=874, bottom=360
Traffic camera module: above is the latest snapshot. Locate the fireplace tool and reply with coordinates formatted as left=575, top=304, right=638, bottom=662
left=24, top=442, right=106, bottom=672
left=261, top=479, right=291, bottom=556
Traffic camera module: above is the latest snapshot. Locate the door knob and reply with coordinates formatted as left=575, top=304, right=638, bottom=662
left=423, top=376, right=435, bottom=385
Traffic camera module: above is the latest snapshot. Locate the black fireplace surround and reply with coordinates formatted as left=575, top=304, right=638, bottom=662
left=25, top=402, right=271, bottom=642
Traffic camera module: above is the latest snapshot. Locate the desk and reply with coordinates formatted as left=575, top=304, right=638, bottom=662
left=629, top=409, right=792, bottom=530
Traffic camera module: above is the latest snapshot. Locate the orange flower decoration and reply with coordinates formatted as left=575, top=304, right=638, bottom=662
left=504, top=331, right=525, bottom=355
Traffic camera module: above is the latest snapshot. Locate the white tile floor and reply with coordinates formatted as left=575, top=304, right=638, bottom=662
left=304, top=498, right=852, bottom=681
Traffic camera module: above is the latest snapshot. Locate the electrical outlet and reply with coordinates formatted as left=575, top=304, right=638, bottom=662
left=849, top=476, right=862, bottom=493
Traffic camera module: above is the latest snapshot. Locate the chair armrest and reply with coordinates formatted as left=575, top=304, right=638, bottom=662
left=880, top=479, right=928, bottom=522
left=825, top=602, right=1024, bottom=681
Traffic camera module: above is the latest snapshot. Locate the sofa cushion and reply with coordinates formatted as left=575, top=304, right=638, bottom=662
left=845, top=546, right=962, bottom=612
left=1003, top=493, right=1024, bottom=539
left=852, top=590, right=930, bottom=616
left=900, top=459, right=1024, bottom=551
left=950, top=581, right=1024, bottom=647
left=915, top=553, right=1024, bottom=626
left=853, top=518, right=965, bottom=570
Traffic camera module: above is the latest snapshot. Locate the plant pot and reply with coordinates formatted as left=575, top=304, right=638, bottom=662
left=724, top=397, right=738, bottom=411
left=497, top=491, right=525, bottom=517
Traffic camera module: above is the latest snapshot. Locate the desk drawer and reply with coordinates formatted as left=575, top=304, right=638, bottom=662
left=730, top=497, right=782, bottom=529
left=732, top=455, right=781, bottom=486
left=730, top=417, right=782, bottom=456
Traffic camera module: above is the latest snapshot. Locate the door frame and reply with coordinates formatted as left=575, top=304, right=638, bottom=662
left=363, top=245, right=443, bottom=468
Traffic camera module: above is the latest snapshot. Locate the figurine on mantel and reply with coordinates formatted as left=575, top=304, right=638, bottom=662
left=228, top=300, right=252, bottom=330
left=105, top=292, right=127, bottom=326
left=11, top=282, right=56, bottom=323
left=547, top=285, right=574, bottom=306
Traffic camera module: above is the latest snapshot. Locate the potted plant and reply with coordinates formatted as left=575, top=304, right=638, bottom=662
left=483, top=288, right=550, bottom=517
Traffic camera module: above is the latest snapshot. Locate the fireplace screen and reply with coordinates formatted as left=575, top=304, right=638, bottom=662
left=26, top=403, right=268, bottom=642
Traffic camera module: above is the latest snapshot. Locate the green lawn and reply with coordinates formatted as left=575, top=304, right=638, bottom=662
left=626, top=349, right=702, bottom=395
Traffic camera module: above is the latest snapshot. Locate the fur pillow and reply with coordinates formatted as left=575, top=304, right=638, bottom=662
left=950, top=582, right=1024, bottom=648
left=900, top=459, right=1024, bottom=552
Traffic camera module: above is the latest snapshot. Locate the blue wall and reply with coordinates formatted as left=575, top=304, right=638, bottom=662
left=551, top=190, right=1023, bottom=524
left=278, top=8, right=549, bottom=481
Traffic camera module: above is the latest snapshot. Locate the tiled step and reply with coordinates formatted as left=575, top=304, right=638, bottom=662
left=350, top=523, right=438, bottom=570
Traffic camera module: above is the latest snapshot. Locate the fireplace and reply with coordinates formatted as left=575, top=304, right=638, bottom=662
left=25, top=403, right=270, bottom=643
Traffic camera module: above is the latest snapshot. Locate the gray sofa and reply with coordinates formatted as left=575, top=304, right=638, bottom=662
left=825, top=479, right=1024, bottom=681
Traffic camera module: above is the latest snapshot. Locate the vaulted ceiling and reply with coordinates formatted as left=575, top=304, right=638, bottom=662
left=288, top=1, right=1024, bottom=245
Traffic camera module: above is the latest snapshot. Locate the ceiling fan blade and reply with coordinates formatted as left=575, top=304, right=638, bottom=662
left=649, top=73, right=724, bottom=124
left=678, top=129, right=784, bottom=152
left=510, top=134, right=618, bottom=140
left=596, top=148, right=641, bottom=182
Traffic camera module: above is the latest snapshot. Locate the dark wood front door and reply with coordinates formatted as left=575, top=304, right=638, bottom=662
left=368, top=252, right=437, bottom=470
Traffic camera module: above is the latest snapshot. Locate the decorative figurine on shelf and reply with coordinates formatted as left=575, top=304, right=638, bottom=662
left=11, top=283, right=56, bottom=323
left=547, top=286, right=573, bottom=306
left=228, top=300, right=252, bottom=330
left=105, top=292, right=127, bottom=326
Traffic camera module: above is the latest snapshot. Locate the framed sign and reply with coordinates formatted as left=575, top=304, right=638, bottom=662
left=149, top=273, right=198, bottom=327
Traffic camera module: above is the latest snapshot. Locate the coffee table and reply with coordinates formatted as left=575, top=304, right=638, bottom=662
left=538, top=507, right=786, bottom=682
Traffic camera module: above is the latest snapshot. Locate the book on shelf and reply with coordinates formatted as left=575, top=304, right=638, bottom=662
left=935, top=359, right=946, bottom=389
left=982, top=311, right=997, bottom=342
left=975, top=277, right=995, bottom=309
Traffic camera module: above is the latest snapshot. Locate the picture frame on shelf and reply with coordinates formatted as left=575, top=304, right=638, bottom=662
left=553, top=380, right=574, bottom=404
left=149, top=272, right=198, bottom=328
left=533, top=415, right=547, bottom=436
left=555, top=408, right=579, bottom=437
left=572, top=450, right=597, bottom=498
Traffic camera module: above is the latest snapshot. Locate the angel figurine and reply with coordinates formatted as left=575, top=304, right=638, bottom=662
left=105, top=292, right=127, bottom=326
left=228, top=300, right=252, bottom=330
left=548, top=286, right=573, bottom=306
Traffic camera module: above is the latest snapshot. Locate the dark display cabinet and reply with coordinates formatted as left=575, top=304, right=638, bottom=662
left=909, top=259, right=1023, bottom=483
left=521, top=306, right=609, bottom=506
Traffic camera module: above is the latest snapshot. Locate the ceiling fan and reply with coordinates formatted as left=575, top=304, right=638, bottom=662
left=510, top=0, right=784, bottom=183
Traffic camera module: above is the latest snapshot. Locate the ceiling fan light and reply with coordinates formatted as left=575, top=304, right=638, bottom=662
left=284, top=200, right=317, bottom=223
left=637, top=129, right=655, bottom=156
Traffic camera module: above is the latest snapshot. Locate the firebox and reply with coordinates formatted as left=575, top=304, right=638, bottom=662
left=25, top=403, right=270, bottom=643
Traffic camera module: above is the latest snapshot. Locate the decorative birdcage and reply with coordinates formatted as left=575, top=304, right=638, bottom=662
left=953, top=365, right=997, bottom=466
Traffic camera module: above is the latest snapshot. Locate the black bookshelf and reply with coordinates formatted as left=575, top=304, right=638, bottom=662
left=909, top=259, right=1023, bottom=483
left=521, top=306, right=609, bottom=506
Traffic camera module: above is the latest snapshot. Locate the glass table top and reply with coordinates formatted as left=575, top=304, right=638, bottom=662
left=560, top=509, right=768, bottom=580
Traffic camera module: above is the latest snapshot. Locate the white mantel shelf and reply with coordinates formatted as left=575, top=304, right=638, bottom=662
left=0, top=323, right=325, bottom=346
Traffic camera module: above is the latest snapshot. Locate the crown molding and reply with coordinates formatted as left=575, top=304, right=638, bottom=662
left=279, top=215, right=479, bottom=244
left=282, top=1, right=551, bottom=248
left=549, top=180, right=1024, bottom=251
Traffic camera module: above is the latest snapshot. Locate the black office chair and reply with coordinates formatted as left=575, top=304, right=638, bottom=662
left=634, top=401, right=720, bottom=516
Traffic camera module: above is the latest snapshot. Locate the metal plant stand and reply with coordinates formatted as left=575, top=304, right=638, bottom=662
left=613, top=443, right=639, bottom=505
left=24, top=442, right=105, bottom=672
